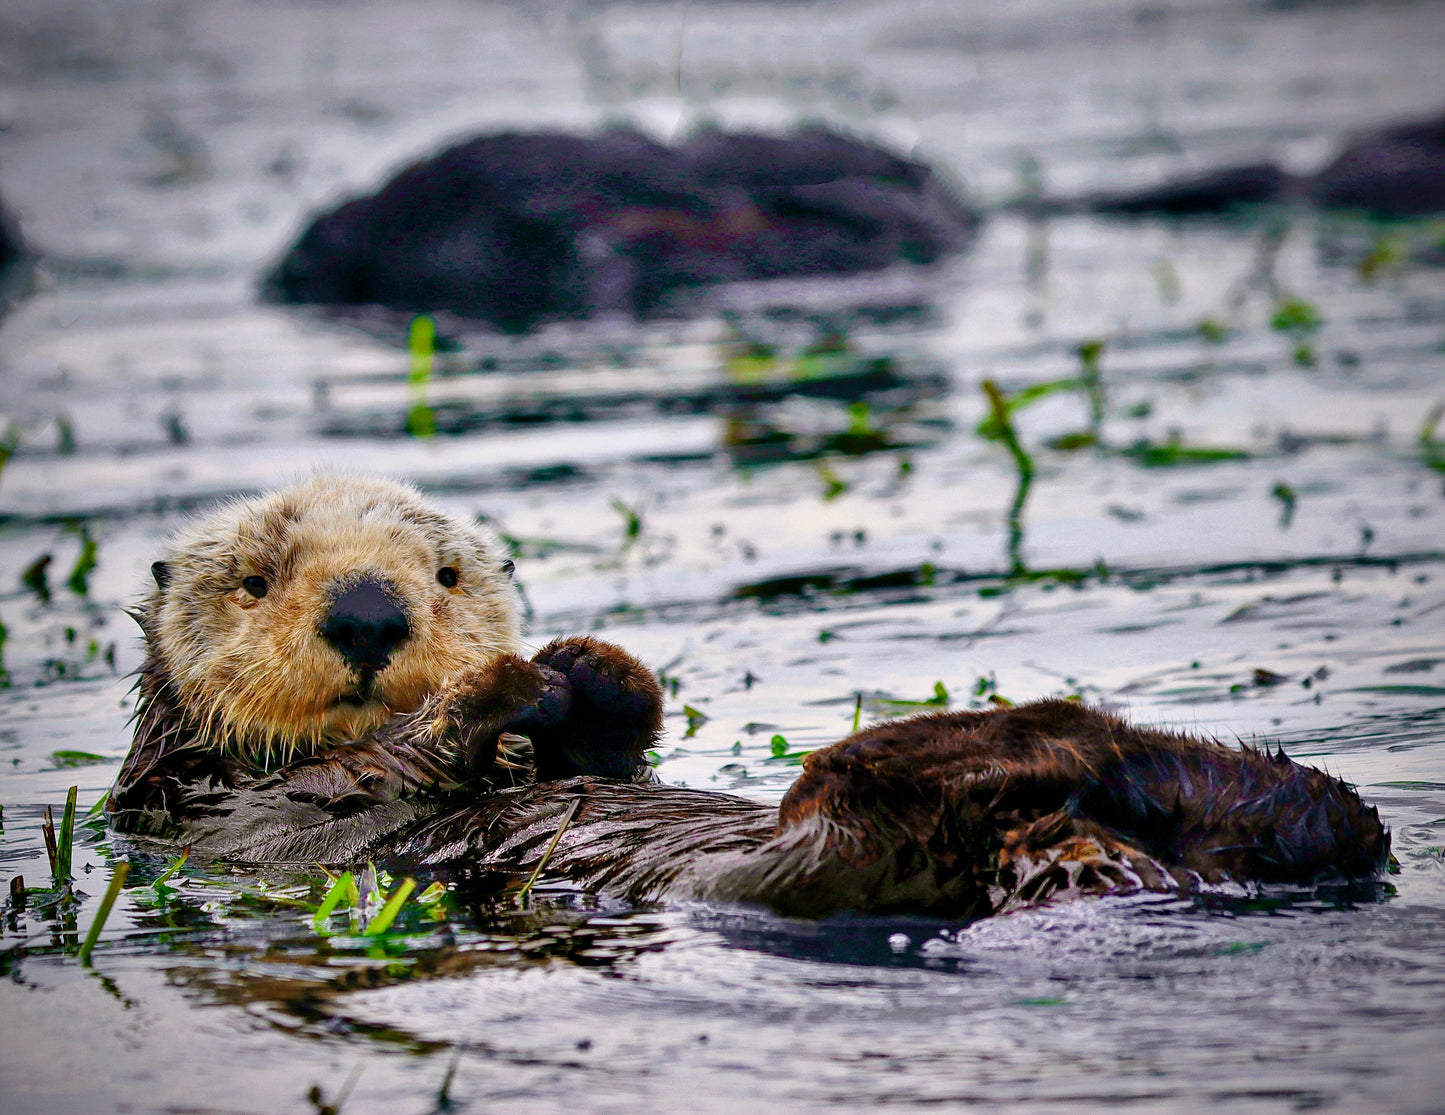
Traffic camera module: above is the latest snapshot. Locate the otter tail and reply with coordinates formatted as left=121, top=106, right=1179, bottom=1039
left=1080, top=736, right=1389, bottom=885
left=775, top=700, right=1389, bottom=914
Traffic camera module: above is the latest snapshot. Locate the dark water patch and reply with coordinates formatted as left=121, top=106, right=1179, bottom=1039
left=0, top=459, right=616, bottom=529
left=1384, top=657, right=1445, bottom=673
left=317, top=354, right=947, bottom=441
left=1348, top=684, right=1445, bottom=697
left=725, top=549, right=1445, bottom=617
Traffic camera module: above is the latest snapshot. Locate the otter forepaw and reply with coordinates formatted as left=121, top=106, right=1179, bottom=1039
left=528, top=636, right=664, bottom=781
left=494, top=661, right=573, bottom=738
left=533, top=637, right=656, bottom=724
left=443, top=655, right=573, bottom=774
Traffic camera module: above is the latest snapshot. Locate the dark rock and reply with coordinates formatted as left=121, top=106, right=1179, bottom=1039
left=0, top=203, right=21, bottom=273
left=1086, top=162, right=1294, bottom=215
left=0, top=194, right=30, bottom=308
left=1313, top=113, right=1445, bottom=217
left=265, top=126, right=978, bottom=332
left=1054, top=110, right=1445, bottom=220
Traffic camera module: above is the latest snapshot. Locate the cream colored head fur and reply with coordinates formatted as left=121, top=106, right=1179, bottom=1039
left=142, top=473, right=521, bottom=763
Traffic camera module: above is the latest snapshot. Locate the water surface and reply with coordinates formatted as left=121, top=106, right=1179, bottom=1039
left=2, top=1, right=1445, bottom=1111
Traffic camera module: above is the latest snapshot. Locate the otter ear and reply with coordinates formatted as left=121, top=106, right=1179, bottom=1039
left=501, top=559, right=515, bottom=578
left=151, top=561, right=171, bottom=591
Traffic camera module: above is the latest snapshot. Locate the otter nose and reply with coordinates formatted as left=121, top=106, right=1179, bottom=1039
left=321, top=578, right=410, bottom=672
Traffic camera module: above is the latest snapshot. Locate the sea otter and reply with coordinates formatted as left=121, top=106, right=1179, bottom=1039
left=108, top=474, right=1389, bottom=917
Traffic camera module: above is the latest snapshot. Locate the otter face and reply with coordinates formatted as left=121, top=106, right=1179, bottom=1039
left=144, top=473, right=522, bottom=763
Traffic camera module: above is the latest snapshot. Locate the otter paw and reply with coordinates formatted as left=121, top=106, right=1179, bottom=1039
left=445, top=655, right=573, bottom=772
left=528, top=636, right=664, bottom=781
left=533, top=637, right=656, bottom=723
left=494, top=661, right=573, bottom=738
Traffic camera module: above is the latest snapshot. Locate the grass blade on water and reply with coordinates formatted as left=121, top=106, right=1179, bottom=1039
left=153, top=847, right=189, bottom=887
left=57, top=785, right=78, bottom=883
left=981, top=379, right=1035, bottom=575
left=406, top=313, right=436, bottom=439
left=363, top=876, right=416, bottom=936
left=516, top=797, right=580, bottom=907
left=311, top=870, right=355, bottom=933
left=42, top=805, right=59, bottom=883
left=78, top=861, right=130, bottom=966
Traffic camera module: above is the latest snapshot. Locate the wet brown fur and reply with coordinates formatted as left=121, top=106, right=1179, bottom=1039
left=111, top=474, right=663, bottom=836
left=111, top=477, right=1389, bottom=918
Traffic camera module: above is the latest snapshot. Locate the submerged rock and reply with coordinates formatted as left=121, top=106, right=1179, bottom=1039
left=1053, top=110, right=1445, bottom=219
left=264, top=126, right=978, bottom=332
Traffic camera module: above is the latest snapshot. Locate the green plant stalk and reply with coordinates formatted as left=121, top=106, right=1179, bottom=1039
left=1421, top=402, right=1445, bottom=473
left=78, top=861, right=130, bottom=965
left=1271, top=481, right=1297, bottom=527
left=516, top=798, right=581, bottom=906
left=312, top=870, right=356, bottom=932
left=981, top=380, right=1035, bottom=575
left=816, top=460, right=848, bottom=501
left=42, top=805, right=59, bottom=883
left=0, top=420, right=19, bottom=477
left=1077, top=340, right=1105, bottom=437
left=611, top=498, right=643, bottom=544
left=407, top=313, right=437, bottom=439
left=974, top=377, right=1081, bottom=439
left=363, top=876, right=417, bottom=936
left=153, top=848, right=190, bottom=887
left=57, top=785, right=78, bottom=882
left=846, top=401, right=875, bottom=438
left=851, top=694, right=862, bottom=733
left=67, top=526, right=97, bottom=596
left=21, top=553, right=51, bottom=602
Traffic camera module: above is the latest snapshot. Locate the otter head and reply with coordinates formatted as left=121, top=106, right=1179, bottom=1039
left=143, top=473, right=522, bottom=764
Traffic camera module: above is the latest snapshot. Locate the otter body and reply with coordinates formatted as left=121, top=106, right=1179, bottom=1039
left=110, top=475, right=1389, bottom=917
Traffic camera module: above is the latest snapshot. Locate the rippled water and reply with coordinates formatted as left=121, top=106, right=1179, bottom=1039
left=2, top=1, right=1445, bottom=1111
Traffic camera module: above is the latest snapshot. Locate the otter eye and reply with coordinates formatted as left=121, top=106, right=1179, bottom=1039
left=501, top=559, right=515, bottom=577
left=437, top=567, right=459, bottom=588
left=241, top=575, right=269, bottom=598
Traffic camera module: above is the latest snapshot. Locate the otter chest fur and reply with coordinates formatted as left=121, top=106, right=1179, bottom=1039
left=109, top=474, right=1390, bottom=918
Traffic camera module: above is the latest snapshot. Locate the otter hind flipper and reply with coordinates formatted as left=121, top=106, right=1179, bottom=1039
left=525, top=636, right=663, bottom=782
left=993, top=812, right=1175, bottom=913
